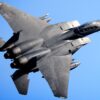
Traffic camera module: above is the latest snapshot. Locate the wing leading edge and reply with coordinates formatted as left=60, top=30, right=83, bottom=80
left=0, top=3, right=48, bottom=40
left=37, top=54, right=72, bottom=98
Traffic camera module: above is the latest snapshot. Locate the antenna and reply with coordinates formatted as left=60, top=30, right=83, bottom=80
left=39, top=13, right=52, bottom=22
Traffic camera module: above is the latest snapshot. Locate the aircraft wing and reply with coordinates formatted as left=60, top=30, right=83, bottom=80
left=0, top=3, right=48, bottom=39
left=38, top=54, right=72, bottom=98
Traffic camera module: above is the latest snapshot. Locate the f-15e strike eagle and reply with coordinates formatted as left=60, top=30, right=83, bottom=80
left=0, top=2, right=100, bottom=99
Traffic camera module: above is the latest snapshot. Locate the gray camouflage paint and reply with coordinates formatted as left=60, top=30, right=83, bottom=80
left=0, top=2, right=100, bottom=98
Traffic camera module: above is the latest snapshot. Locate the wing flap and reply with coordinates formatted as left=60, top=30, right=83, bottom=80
left=38, top=54, right=72, bottom=98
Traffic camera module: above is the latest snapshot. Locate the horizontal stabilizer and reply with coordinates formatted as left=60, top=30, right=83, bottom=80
left=0, top=38, right=5, bottom=47
left=11, top=70, right=29, bottom=95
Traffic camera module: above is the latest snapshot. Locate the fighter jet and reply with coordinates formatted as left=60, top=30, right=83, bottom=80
left=0, top=2, right=100, bottom=98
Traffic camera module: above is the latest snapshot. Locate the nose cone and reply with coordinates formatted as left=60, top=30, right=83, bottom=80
left=75, top=20, right=100, bottom=37
left=89, top=20, right=100, bottom=30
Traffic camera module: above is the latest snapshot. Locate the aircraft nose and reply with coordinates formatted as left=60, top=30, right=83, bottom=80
left=75, top=20, right=100, bottom=37
left=91, top=20, right=100, bottom=28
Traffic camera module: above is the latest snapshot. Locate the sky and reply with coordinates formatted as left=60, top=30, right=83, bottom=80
left=0, top=0, right=100, bottom=100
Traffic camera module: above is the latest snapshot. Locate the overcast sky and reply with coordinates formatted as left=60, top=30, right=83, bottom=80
left=0, top=0, right=100, bottom=100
